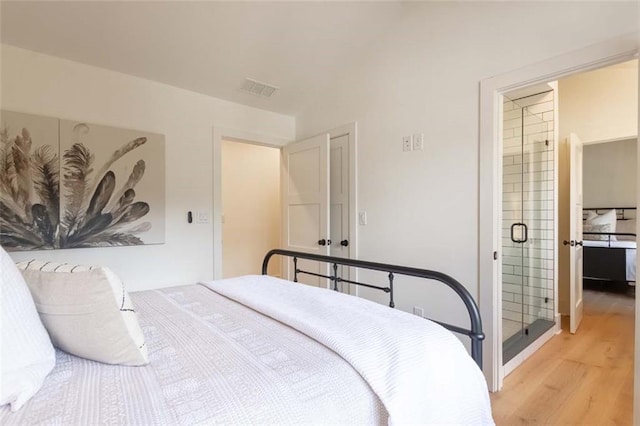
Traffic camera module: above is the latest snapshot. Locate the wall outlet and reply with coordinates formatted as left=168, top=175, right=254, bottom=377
left=412, top=133, right=424, bottom=151
left=402, top=136, right=412, bottom=152
left=413, top=306, right=424, bottom=317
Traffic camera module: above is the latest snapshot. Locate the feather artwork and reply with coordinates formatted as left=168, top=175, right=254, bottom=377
left=0, top=128, right=18, bottom=200
left=11, top=129, right=34, bottom=221
left=31, top=145, right=60, bottom=235
left=0, top=116, right=157, bottom=251
left=111, top=202, right=149, bottom=228
left=94, top=137, right=146, bottom=182
left=61, top=142, right=94, bottom=238
left=60, top=138, right=152, bottom=248
left=0, top=125, right=51, bottom=248
left=31, top=203, right=55, bottom=246
left=105, top=160, right=145, bottom=213
left=82, top=171, right=116, bottom=227
left=110, top=188, right=136, bottom=219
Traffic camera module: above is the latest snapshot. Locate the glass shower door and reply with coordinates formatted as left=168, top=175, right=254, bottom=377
left=502, top=99, right=526, bottom=352
left=502, top=99, right=556, bottom=364
left=520, top=107, right=555, bottom=340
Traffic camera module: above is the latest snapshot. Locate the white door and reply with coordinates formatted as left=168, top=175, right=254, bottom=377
left=568, top=133, right=584, bottom=334
left=329, top=134, right=351, bottom=293
left=282, top=134, right=330, bottom=287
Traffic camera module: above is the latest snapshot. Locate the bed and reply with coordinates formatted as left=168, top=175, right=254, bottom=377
left=583, top=208, right=636, bottom=286
left=1, top=249, right=494, bottom=425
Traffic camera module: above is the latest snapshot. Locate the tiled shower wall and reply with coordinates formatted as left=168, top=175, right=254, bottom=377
left=502, top=90, right=555, bottom=336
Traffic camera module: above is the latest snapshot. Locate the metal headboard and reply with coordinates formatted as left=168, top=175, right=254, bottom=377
left=261, top=249, right=485, bottom=369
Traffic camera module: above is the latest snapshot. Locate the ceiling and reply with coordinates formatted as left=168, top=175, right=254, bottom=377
left=1, top=1, right=409, bottom=116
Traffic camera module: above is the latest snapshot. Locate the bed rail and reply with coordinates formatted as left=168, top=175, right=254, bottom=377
left=262, top=249, right=484, bottom=369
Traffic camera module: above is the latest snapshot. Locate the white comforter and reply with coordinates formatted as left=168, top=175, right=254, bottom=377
left=205, top=275, right=494, bottom=425
left=1, top=284, right=387, bottom=425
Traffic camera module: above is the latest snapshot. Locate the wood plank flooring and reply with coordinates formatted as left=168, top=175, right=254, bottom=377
left=491, top=288, right=635, bottom=425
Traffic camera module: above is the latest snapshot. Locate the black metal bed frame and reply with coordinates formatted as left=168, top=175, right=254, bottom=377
left=261, top=249, right=485, bottom=369
left=582, top=207, right=637, bottom=285
left=582, top=207, right=636, bottom=221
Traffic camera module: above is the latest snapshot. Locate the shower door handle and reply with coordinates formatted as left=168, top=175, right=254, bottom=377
left=510, top=223, right=528, bottom=244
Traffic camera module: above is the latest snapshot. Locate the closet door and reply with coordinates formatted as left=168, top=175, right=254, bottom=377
left=281, top=134, right=330, bottom=287
left=329, top=134, right=351, bottom=293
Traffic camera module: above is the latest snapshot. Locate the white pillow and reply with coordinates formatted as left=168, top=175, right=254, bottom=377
left=583, top=223, right=613, bottom=241
left=584, top=210, right=598, bottom=221
left=0, top=247, right=56, bottom=412
left=587, top=209, right=617, bottom=238
left=17, top=261, right=149, bottom=367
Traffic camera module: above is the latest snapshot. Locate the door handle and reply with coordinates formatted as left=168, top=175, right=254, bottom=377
left=563, top=240, right=575, bottom=246
left=318, top=239, right=327, bottom=246
left=510, top=223, right=528, bottom=244
left=575, top=241, right=583, bottom=247
left=340, top=239, right=349, bottom=247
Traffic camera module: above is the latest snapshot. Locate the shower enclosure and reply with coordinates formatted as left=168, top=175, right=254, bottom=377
left=502, top=91, right=556, bottom=365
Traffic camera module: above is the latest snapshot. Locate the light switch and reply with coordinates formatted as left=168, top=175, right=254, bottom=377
left=196, top=210, right=210, bottom=224
left=358, top=211, right=367, bottom=226
left=412, top=133, right=424, bottom=151
left=402, top=136, right=412, bottom=152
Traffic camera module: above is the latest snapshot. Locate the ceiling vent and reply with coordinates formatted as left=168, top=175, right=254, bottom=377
left=240, top=78, right=279, bottom=98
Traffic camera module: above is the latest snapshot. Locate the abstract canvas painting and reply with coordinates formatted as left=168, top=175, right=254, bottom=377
left=0, top=110, right=165, bottom=251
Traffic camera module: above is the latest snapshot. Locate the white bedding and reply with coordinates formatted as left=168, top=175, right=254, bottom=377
left=583, top=240, right=636, bottom=249
left=583, top=240, right=637, bottom=281
left=0, top=284, right=386, bottom=425
left=205, top=275, right=493, bottom=425
left=1, top=276, right=494, bottom=425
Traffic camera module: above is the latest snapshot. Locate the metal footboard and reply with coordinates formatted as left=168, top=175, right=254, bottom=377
left=261, top=249, right=485, bottom=369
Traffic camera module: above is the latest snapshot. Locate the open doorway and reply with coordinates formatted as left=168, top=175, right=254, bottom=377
left=221, top=140, right=281, bottom=278
left=492, top=52, right=638, bottom=424
left=497, top=58, right=638, bottom=378
left=479, top=33, right=639, bottom=393
left=213, top=123, right=358, bottom=285
left=558, top=59, right=638, bottom=335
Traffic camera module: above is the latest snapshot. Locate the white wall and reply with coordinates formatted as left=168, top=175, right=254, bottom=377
left=583, top=139, right=638, bottom=208
left=559, top=60, right=638, bottom=144
left=294, top=2, right=639, bottom=327
left=1, top=44, right=295, bottom=291
left=222, top=140, right=281, bottom=278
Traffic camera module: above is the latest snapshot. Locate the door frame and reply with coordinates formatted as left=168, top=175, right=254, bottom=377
left=479, top=32, right=639, bottom=393
left=212, top=126, right=291, bottom=279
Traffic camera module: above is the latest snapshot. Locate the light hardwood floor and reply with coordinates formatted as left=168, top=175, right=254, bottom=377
left=491, top=288, right=635, bottom=425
